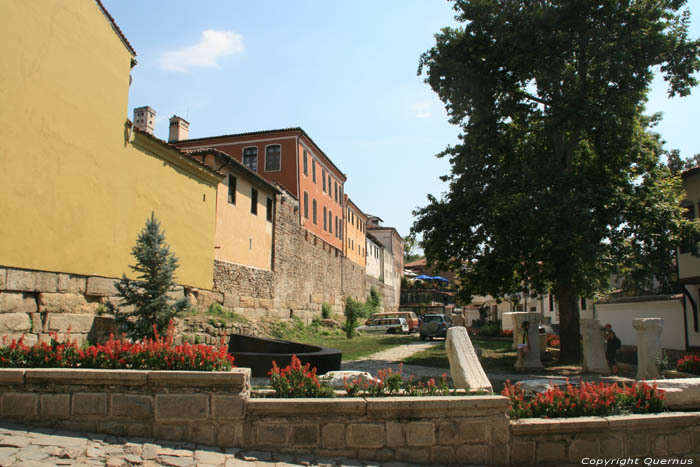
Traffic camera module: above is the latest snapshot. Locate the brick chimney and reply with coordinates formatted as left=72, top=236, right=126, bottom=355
left=133, top=106, right=156, bottom=135
left=169, top=116, right=190, bottom=142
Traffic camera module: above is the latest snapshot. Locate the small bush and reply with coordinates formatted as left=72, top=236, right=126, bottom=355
left=321, top=302, right=332, bottom=320
left=502, top=380, right=665, bottom=419
left=547, top=333, right=560, bottom=348
left=344, top=297, right=362, bottom=338
left=268, top=355, right=335, bottom=398
left=478, top=323, right=501, bottom=338
left=499, top=329, right=513, bottom=338
left=677, top=354, right=700, bottom=375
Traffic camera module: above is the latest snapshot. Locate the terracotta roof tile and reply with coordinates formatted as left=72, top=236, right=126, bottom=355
left=94, top=0, right=136, bottom=56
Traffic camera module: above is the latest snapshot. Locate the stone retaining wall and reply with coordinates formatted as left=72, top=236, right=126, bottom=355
left=2, top=368, right=699, bottom=465
left=510, top=413, right=700, bottom=465
left=212, top=189, right=398, bottom=323
left=0, top=368, right=248, bottom=446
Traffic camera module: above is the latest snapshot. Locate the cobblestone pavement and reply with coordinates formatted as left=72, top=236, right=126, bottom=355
left=0, top=422, right=494, bottom=467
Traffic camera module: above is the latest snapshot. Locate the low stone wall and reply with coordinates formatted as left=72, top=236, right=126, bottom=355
left=3, top=368, right=698, bottom=465
left=510, top=413, right=700, bottom=465
left=243, top=396, right=509, bottom=465
left=0, top=368, right=249, bottom=446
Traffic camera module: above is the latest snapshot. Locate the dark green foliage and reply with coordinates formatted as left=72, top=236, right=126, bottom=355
left=321, top=302, right=332, bottom=320
left=414, top=0, right=700, bottom=362
left=113, top=213, right=189, bottom=340
left=366, top=286, right=381, bottom=314
left=344, top=297, right=362, bottom=339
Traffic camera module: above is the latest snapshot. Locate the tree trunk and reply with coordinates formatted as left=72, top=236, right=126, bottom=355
left=555, top=286, right=582, bottom=363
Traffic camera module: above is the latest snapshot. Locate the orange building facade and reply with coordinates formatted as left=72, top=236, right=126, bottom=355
left=344, top=196, right=367, bottom=267
left=173, top=128, right=346, bottom=251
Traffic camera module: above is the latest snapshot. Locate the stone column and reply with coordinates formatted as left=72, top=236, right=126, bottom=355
left=580, top=318, right=608, bottom=373
left=633, top=318, right=664, bottom=380
left=512, top=312, right=543, bottom=369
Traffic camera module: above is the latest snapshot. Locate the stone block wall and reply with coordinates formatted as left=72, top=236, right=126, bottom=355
left=2, top=368, right=700, bottom=465
left=0, top=268, right=120, bottom=346
left=0, top=368, right=249, bottom=446
left=509, top=413, right=700, bottom=465
left=242, top=396, right=510, bottom=465
left=212, top=189, right=399, bottom=323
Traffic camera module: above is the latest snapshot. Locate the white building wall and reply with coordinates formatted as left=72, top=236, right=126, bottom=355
left=382, top=248, right=394, bottom=288
left=594, top=298, right=686, bottom=350
left=365, top=238, right=381, bottom=280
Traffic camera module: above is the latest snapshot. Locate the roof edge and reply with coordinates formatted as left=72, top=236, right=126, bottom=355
left=93, top=0, right=136, bottom=57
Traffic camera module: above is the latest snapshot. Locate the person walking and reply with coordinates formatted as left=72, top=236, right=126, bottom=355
left=604, top=323, right=621, bottom=375
left=516, top=320, right=530, bottom=372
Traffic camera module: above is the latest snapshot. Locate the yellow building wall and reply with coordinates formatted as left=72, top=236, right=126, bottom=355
left=345, top=209, right=367, bottom=268
left=0, top=0, right=218, bottom=289
left=215, top=168, right=274, bottom=270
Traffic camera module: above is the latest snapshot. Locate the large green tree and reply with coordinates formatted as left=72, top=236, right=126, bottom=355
left=414, top=0, right=700, bottom=362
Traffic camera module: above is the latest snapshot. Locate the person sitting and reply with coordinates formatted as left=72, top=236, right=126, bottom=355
left=604, top=323, right=621, bottom=375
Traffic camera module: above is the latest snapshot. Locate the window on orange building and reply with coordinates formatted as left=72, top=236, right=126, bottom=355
left=322, top=169, right=326, bottom=192
left=227, top=175, right=236, bottom=205
left=265, top=145, right=281, bottom=172
left=334, top=182, right=338, bottom=203
left=328, top=175, right=332, bottom=197
left=303, top=150, right=308, bottom=176
left=323, top=206, right=327, bottom=230
left=266, top=197, right=273, bottom=222
left=312, top=160, right=316, bottom=183
left=328, top=211, right=333, bottom=234
left=303, top=192, right=309, bottom=219
left=243, top=147, right=258, bottom=172
left=251, top=188, right=258, bottom=215
left=312, top=199, right=317, bottom=224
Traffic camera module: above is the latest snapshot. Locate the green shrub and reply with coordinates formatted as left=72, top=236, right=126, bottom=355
left=478, top=323, right=501, bottom=338
left=344, top=297, right=362, bottom=339
left=321, top=302, right=332, bottom=320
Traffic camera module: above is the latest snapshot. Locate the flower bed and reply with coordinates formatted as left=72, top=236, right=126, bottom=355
left=267, top=356, right=454, bottom=398
left=0, top=324, right=234, bottom=371
left=677, top=353, right=700, bottom=375
left=502, top=379, right=665, bottom=419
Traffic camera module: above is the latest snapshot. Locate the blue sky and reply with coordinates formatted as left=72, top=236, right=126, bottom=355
left=103, top=1, right=700, bottom=241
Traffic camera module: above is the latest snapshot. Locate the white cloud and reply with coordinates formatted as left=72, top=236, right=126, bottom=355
left=413, top=102, right=432, bottom=119
left=160, top=30, right=244, bottom=72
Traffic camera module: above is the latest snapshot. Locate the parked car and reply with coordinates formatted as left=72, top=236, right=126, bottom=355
left=419, top=314, right=453, bottom=340
left=357, top=317, right=410, bottom=334
left=369, top=311, right=420, bottom=333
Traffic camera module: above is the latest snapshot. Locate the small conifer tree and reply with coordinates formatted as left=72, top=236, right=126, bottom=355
left=113, top=213, right=189, bottom=340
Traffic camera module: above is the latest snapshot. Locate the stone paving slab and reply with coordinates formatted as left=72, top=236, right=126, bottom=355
left=0, top=422, right=503, bottom=466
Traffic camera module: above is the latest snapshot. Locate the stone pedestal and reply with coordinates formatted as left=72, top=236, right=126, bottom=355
left=512, top=312, right=543, bottom=369
left=581, top=318, right=609, bottom=373
left=633, top=318, right=664, bottom=380
left=445, top=326, right=492, bottom=393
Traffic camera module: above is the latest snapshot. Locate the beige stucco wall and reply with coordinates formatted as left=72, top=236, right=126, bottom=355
left=595, top=298, right=686, bottom=350
left=215, top=168, right=274, bottom=270
left=679, top=173, right=700, bottom=279
left=0, top=0, right=218, bottom=289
